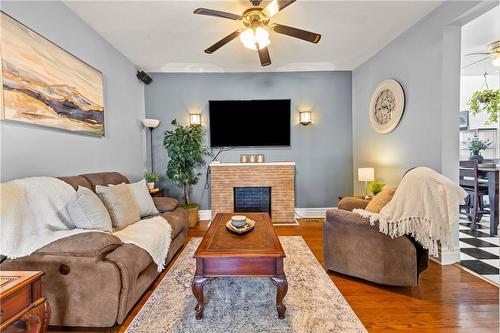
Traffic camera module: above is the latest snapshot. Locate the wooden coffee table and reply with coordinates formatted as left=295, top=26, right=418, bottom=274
left=192, top=212, right=287, bottom=320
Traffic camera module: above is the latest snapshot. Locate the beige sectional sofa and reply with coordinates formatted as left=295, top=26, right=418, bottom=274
left=0, top=172, right=188, bottom=327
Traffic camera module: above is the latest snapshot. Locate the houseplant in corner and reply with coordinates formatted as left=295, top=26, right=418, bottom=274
left=144, top=172, right=160, bottom=190
left=163, top=119, right=209, bottom=227
left=466, top=136, right=492, bottom=164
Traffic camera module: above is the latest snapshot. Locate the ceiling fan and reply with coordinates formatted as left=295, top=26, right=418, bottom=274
left=463, top=40, right=500, bottom=69
left=193, top=0, right=321, bottom=66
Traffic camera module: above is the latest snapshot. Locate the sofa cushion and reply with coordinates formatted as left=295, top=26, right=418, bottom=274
left=35, top=232, right=122, bottom=257
left=365, top=187, right=397, bottom=213
left=338, top=197, right=370, bottom=211
left=96, top=184, right=141, bottom=230
left=80, top=172, right=129, bottom=190
left=58, top=176, right=93, bottom=191
left=160, top=209, right=188, bottom=238
left=153, top=197, right=179, bottom=213
left=65, top=186, right=113, bottom=232
left=121, top=180, right=159, bottom=217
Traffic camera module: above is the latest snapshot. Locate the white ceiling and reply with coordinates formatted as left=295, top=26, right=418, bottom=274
left=461, top=5, right=500, bottom=76
left=65, top=0, right=442, bottom=73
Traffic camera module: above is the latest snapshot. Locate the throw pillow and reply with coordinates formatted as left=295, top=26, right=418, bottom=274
left=127, top=179, right=159, bottom=217
left=96, top=183, right=140, bottom=230
left=65, top=186, right=113, bottom=232
left=365, top=187, right=397, bottom=213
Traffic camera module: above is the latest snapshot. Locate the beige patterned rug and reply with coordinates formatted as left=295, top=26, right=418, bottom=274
left=125, top=236, right=366, bottom=333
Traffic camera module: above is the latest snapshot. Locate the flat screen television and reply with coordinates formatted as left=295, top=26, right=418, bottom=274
left=209, top=99, right=291, bottom=147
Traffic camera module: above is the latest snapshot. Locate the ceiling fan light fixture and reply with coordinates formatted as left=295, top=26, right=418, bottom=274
left=240, top=27, right=270, bottom=50
left=492, top=54, right=500, bottom=67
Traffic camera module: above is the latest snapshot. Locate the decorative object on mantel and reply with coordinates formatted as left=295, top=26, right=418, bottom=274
left=0, top=12, right=104, bottom=136
left=144, top=172, right=160, bottom=190
left=163, top=119, right=210, bottom=227
left=468, top=73, right=500, bottom=124
left=466, top=135, right=492, bottom=164
left=142, top=118, right=160, bottom=172
left=369, top=79, right=405, bottom=134
left=358, top=168, right=375, bottom=199
left=190, top=113, right=202, bottom=126
left=240, top=154, right=265, bottom=163
left=299, top=109, right=312, bottom=126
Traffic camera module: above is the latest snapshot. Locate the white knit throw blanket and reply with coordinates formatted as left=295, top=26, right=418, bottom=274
left=1, top=177, right=172, bottom=272
left=353, top=167, right=467, bottom=257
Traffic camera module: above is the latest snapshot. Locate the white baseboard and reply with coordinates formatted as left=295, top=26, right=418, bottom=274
left=294, top=207, right=335, bottom=219
left=198, top=208, right=334, bottom=221
left=199, top=210, right=212, bottom=221
left=430, top=247, right=460, bottom=265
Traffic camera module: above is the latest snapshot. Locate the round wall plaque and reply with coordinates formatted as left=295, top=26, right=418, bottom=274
left=369, top=79, right=405, bottom=134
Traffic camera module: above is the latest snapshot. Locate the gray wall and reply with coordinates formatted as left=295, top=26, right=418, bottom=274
left=0, top=1, right=147, bottom=181
left=145, top=72, right=352, bottom=209
left=352, top=0, right=487, bottom=194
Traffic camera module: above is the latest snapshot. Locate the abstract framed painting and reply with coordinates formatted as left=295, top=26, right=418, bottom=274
left=0, top=11, right=105, bottom=136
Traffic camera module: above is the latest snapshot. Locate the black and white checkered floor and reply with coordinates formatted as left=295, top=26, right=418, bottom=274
left=459, top=217, right=499, bottom=284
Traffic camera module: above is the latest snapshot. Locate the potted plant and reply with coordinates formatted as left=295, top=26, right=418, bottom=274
left=144, top=172, right=160, bottom=190
left=466, top=136, right=492, bottom=164
left=163, top=119, right=209, bottom=227
left=367, top=180, right=385, bottom=196
left=468, top=89, right=500, bottom=124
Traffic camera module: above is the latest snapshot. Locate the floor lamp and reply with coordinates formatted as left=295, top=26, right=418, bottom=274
left=142, top=119, right=160, bottom=173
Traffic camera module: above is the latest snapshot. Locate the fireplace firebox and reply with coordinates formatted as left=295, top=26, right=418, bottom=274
left=233, top=187, right=271, bottom=214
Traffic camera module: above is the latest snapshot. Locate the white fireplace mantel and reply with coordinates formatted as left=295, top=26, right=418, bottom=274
left=210, top=162, right=295, bottom=167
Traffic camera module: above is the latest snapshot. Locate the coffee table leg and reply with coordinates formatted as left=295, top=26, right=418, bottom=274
left=271, top=275, right=288, bottom=319
left=192, top=276, right=208, bottom=320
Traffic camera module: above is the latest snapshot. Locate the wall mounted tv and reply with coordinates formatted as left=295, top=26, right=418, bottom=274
left=209, top=99, right=291, bottom=147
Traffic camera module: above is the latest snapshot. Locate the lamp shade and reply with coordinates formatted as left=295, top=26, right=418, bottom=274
left=358, top=168, right=374, bottom=182
left=142, top=119, right=160, bottom=128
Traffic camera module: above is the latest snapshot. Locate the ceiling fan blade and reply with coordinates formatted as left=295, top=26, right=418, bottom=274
left=193, top=8, right=242, bottom=21
left=204, top=30, right=243, bottom=54
left=258, top=46, right=271, bottom=66
left=462, top=57, right=491, bottom=69
left=464, top=52, right=490, bottom=57
left=270, top=23, right=321, bottom=43
left=262, top=0, right=296, bottom=18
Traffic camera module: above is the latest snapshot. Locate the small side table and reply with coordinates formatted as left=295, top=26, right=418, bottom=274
left=149, top=188, right=164, bottom=198
left=0, top=271, right=50, bottom=333
left=338, top=195, right=372, bottom=202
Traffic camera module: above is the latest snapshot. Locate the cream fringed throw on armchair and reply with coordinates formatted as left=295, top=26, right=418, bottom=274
left=354, top=167, right=467, bottom=257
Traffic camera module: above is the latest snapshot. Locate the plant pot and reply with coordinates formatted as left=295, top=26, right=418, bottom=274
left=147, top=182, right=155, bottom=190
left=469, top=151, right=484, bottom=164
left=184, top=206, right=199, bottom=228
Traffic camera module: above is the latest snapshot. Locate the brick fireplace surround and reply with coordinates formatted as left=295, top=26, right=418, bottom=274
left=210, top=162, right=295, bottom=223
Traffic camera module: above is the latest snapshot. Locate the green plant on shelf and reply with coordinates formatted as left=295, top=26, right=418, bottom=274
left=144, top=172, right=160, bottom=183
left=466, top=137, right=492, bottom=154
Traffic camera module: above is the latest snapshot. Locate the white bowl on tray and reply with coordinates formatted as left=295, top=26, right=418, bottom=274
left=231, top=215, right=247, bottom=228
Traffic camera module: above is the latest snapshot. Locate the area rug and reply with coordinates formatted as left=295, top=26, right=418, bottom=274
left=125, top=236, right=366, bottom=333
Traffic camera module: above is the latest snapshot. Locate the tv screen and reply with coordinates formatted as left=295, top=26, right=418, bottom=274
left=209, top=99, right=291, bottom=147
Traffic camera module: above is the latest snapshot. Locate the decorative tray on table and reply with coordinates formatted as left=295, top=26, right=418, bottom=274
left=225, top=218, right=256, bottom=234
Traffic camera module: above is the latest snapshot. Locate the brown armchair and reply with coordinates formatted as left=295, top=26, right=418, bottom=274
left=323, top=198, right=429, bottom=286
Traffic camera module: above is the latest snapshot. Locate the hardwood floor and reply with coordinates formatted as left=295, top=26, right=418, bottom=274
left=50, top=220, right=499, bottom=333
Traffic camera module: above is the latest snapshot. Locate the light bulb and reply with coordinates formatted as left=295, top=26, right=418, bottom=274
left=492, top=55, right=500, bottom=67
left=239, top=27, right=271, bottom=50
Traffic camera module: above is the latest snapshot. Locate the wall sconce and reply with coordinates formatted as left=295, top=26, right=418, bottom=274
left=190, top=113, right=202, bottom=126
left=299, top=110, right=312, bottom=126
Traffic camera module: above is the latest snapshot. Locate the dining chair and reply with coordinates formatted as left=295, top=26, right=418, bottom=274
left=459, top=160, right=490, bottom=229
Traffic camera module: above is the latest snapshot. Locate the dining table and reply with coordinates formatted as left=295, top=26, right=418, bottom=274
left=477, top=162, right=499, bottom=236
